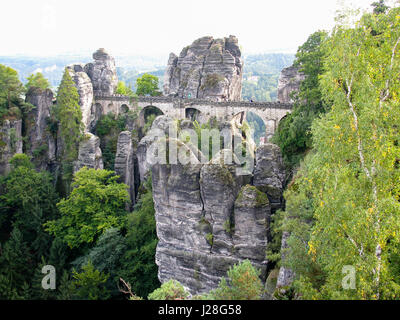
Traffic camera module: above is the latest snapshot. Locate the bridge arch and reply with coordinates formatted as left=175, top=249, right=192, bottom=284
left=185, top=107, right=203, bottom=122
left=120, top=104, right=129, bottom=114
left=139, top=105, right=165, bottom=128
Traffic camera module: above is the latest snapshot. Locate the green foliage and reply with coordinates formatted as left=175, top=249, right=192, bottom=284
left=207, top=260, right=263, bottom=300
left=0, top=228, right=33, bottom=299
left=206, top=233, right=214, bottom=246
left=272, top=31, right=329, bottom=169
left=115, top=81, right=135, bottom=97
left=0, top=154, right=59, bottom=260
left=0, top=64, right=25, bottom=118
left=281, top=6, right=400, bottom=300
left=25, top=72, right=51, bottom=91
left=148, top=280, right=189, bottom=300
left=45, top=167, right=129, bottom=249
left=136, top=73, right=161, bottom=96
left=72, top=260, right=110, bottom=300
left=118, top=175, right=160, bottom=298
left=372, top=0, right=389, bottom=15
left=55, top=68, right=83, bottom=163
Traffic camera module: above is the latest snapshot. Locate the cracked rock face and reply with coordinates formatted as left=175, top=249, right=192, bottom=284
left=85, top=48, right=118, bottom=96
left=0, top=119, right=23, bottom=175
left=276, top=232, right=295, bottom=289
left=253, top=143, right=286, bottom=210
left=152, top=142, right=274, bottom=295
left=74, top=133, right=104, bottom=173
left=25, top=87, right=56, bottom=170
left=115, top=131, right=135, bottom=208
left=66, top=64, right=94, bottom=132
left=277, top=65, right=305, bottom=103
left=163, top=35, right=243, bottom=102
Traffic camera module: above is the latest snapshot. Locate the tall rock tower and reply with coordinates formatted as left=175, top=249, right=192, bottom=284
left=84, top=48, right=118, bottom=96
left=163, top=35, right=243, bottom=102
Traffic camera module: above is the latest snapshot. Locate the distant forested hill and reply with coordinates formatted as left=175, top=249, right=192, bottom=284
left=241, top=53, right=295, bottom=101
left=0, top=53, right=294, bottom=100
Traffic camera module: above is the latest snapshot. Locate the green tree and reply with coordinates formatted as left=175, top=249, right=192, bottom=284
left=25, top=73, right=51, bottom=91
left=45, top=167, right=129, bottom=249
left=136, top=74, right=161, bottom=96
left=118, top=175, right=160, bottom=298
left=115, top=81, right=135, bottom=97
left=282, top=7, right=400, bottom=300
left=0, top=227, right=33, bottom=299
left=372, top=0, right=389, bottom=15
left=72, top=260, right=110, bottom=300
left=148, top=280, right=189, bottom=300
left=55, top=68, right=83, bottom=163
left=0, top=154, right=59, bottom=261
left=0, top=64, right=25, bottom=117
left=207, top=260, right=263, bottom=300
left=272, top=31, right=329, bottom=169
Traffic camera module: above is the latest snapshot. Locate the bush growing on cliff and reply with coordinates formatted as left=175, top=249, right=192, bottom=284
left=207, top=260, right=263, bottom=300
left=136, top=74, right=161, bottom=97
left=25, top=72, right=51, bottom=91
left=148, top=280, right=189, bottom=300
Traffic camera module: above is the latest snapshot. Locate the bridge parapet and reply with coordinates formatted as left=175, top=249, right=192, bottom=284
left=94, top=95, right=294, bottom=110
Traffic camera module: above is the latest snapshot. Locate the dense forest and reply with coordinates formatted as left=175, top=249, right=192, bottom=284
left=0, top=0, right=399, bottom=301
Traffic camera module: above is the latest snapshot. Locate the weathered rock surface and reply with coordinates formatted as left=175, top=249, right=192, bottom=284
left=115, top=131, right=135, bottom=208
left=233, top=185, right=270, bottom=263
left=137, top=116, right=176, bottom=182
left=73, top=133, right=104, bottom=173
left=85, top=48, right=118, bottom=96
left=152, top=141, right=275, bottom=295
left=66, top=64, right=94, bottom=132
left=277, top=65, right=305, bottom=103
left=253, top=143, right=285, bottom=210
left=0, top=119, right=23, bottom=175
left=276, top=231, right=295, bottom=289
left=164, top=35, right=243, bottom=102
left=25, top=87, right=56, bottom=170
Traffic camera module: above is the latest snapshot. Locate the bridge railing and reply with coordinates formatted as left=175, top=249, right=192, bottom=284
left=94, top=95, right=294, bottom=110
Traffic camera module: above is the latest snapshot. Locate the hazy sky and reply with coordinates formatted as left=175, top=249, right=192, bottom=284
left=0, top=0, right=390, bottom=57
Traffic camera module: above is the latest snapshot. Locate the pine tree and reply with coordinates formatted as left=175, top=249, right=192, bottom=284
left=56, top=68, right=83, bottom=164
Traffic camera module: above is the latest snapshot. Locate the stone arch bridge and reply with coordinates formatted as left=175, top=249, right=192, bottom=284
left=93, top=95, right=293, bottom=139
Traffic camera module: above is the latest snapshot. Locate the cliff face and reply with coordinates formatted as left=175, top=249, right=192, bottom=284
left=163, top=35, right=243, bottom=102
left=277, top=65, right=305, bottom=103
left=150, top=132, right=285, bottom=295
left=85, top=48, right=118, bottom=96
left=0, top=119, right=23, bottom=175
left=25, top=87, right=57, bottom=171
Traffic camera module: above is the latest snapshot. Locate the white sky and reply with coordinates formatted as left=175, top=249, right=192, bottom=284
left=0, top=0, right=392, bottom=57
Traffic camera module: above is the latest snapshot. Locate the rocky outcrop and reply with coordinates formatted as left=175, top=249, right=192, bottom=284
left=84, top=48, right=118, bottom=96
left=73, top=133, right=104, bottom=173
left=152, top=140, right=279, bottom=295
left=66, top=64, right=94, bottom=132
left=115, top=131, right=135, bottom=209
left=0, top=119, right=23, bottom=175
left=253, top=143, right=285, bottom=211
left=276, top=232, right=295, bottom=289
left=25, top=87, right=56, bottom=170
left=163, top=35, right=243, bottom=102
left=277, top=65, right=305, bottom=103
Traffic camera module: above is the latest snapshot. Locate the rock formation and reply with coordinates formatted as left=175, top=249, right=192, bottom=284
left=73, top=133, right=104, bottom=173
left=85, top=48, right=118, bottom=96
left=25, top=87, right=57, bottom=171
left=276, top=231, right=295, bottom=289
left=253, top=143, right=286, bottom=211
left=0, top=119, right=23, bottom=175
left=277, top=65, right=305, bottom=103
left=115, top=131, right=135, bottom=208
left=163, top=35, right=243, bottom=102
left=66, top=64, right=94, bottom=132
left=152, top=133, right=285, bottom=295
